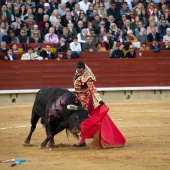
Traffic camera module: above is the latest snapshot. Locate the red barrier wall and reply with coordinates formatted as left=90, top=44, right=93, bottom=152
left=0, top=58, right=170, bottom=90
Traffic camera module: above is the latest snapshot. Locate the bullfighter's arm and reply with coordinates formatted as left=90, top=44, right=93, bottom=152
left=86, top=78, right=102, bottom=102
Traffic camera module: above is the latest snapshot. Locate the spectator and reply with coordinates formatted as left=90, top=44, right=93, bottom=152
left=118, top=14, right=127, bottom=29
left=31, top=24, right=41, bottom=37
left=110, top=44, right=124, bottom=58
left=137, top=27, right=148, bottom=43
left=49, top=0, right=59, bottom=12
left=66, top=0, right=76, bottom=11
left=38, top=14, right=52, bottom=30
left=29, top=31, right=42, bottom=43
left=94, top=0, right=101, bottom=10
left=67, top=23, right=77, bottom=38
left=163, top=28, right=170, bottom=42
left=21, top=46, right=43, bottom=60
left=0, top=5, right=11, bottom=25
left=35, top=7, right=44, bottom=25
left=126, top=30, right=138, bottom=42
left=58, top=3, right=67, bottom=17
left=53, top=20, right=63, bottom=36
left=104, top=0, right=111, bottom=10
left=147, top=20, right=158, bottom=34
left=34, top=44, right=46, bottom=58
left=9, top=30, right=19, bottom=44
left=115, top=30, right=126, bottom=42
left=89, top=28, right=99, bottom=44
left=158, top=19, right=169, bottom=40
left=23, top=7, right=33, bottom=21
left=43, top=3, right=52, bottom=16
left=0, top=41, right=7, bottom=52
left=50, top=9, right=60, bottom=26
left=44, top=27, right=59, bottom=43
left=0, top=22, right=7, bottom=42
left=56, top=37, right=68, bottom=52
left=77, top=28, right=88, bottom=44
left=139, top=9, right=149, bottom=28
left=82, top=15, right=88, bottom=28
left=62, top=12, right=76, bottom=27
left=150, top=39, right=161, bottom=52
left=98, top=3, right=107, bottom=19
left=41, top=21, right=51, bottom=40
left=92, top=14, right=101, bottom=32
left=63, top=49, right=76, bottom=59
left=18, top=29, right=29, bottom=44
left=157, top=14, right=170, bottom=27
left=96, top=43, right=102, bottom=51
left=96, top=20, right=106, bottom=35
left=122, top=19, right=135, bottom=36
left=12, top=44, right=20, bottom=53
left=79, top=0, right=91, bottom=14
left=87, top=22, right=93, bottom=34
left=147, top=27, right=161, bottom=42
left=82, top=35, right=97, bottom=52
left=86, top=3, right=94, bottom=21
left=72, top=3, right=81, bottom=21
left=24, top=0, right=36, bottom=10
left=135, top=3, right=144, bottom=16
left=107, top=1, right=120, bottom=24
left=26, top=14, right=37, bottom=29
left=108, top=23, right=119, bottom=44
left=78, top=10, right=86, bottom=22
left=60, top=27, right=73, bottom=43
left=76, top=20, right=84, bottom=34
left=22, top=23, right=31, bottom=37
left=36, top=0, right=45, bottom=10
left=4, top=48, right=17, bottom=61
left=125, top=44, right=136, bottom=58
left=140, top=43, right=147, bottom=50
left=70, top=36, right=82, bottom=58
left=146, top=2, right=156, bottom=17
left=98, top=28, right=110, bottom=50
left=162, top=40, right=170, bottom=50
left=134, top=21, right=144, bottom=37
left=44, top=44, right=56, bottom=60
left=89, top=9, right=98, bottom=21
left=120, top=1, right=130, bottom=16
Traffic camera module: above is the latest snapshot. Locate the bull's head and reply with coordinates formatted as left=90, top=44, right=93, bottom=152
left=67, top=104, right=89, bottom=135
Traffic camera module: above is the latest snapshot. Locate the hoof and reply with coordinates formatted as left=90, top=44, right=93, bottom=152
left=73, top=142, right=86, bottom=147
left=39, top=145, right=45, bottom=149
left=49, top=148, right=54, bottom=151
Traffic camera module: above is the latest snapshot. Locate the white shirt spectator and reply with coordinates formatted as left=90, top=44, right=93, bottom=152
left=79, top=0, right=90, bottom=13
left=70, top=41, right=82, bottom=52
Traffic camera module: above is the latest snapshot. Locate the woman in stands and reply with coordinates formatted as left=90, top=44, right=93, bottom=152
left=50, top=9, right=60, bottom=26
left=29, top=31, right=42, bottom=43
left=0, top=22, right=7, bottom=42
left=86, top=3, right=94, bottom=21
left=139, top=9, right=149, bottom=28
left=97, top=3, right=107, bottom=19
left=9, top=30, right=19, bottom=44
left=82, top=15, right=88, bottom=28
left=135, top=3, right=144, bottom=16
left=147, top=18, right=158, bottom=34
left=152, top=7, right=161, bottom=25
left=94, top=0, right=101, bottom=10
left=12, top=44, right=20, bottom=53
left=41, top=21, right=51, bottom=41
left=146, top=2, right=156, bottom=17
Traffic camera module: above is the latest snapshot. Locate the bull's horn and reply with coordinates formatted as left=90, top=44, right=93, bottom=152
left=67, top=104, right=78, bottom=110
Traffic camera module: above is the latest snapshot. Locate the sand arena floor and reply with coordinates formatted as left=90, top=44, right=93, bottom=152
left=0, top=101, right=170, bottom=170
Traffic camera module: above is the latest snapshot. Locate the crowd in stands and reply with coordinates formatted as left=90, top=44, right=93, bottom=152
left=0, top=0, right=170, bottom=60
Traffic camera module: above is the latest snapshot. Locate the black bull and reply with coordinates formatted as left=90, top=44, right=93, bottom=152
left=25, top=87, right=89, bottom=149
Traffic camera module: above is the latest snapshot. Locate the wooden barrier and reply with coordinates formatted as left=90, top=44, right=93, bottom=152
left=136, top=50, right=170, bottom=58
left=0, top=57, right=170, bottom=90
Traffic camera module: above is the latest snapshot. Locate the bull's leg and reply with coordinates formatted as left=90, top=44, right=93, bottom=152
left=25, top=111, right=40, bottom=144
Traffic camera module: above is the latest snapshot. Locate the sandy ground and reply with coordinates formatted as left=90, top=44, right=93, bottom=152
left=0, top=101, right=170, bottom=170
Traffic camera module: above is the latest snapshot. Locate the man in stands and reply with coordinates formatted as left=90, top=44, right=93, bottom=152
left=44, top=27, right=59, bottom=43
left=0, top=41, right=7, bottom=52
left=70, top=37, right=82, bottom=58
left=110, top=44, right=124, bottom=58
left=4, top=48, right=17, bottom=61
left=82, top=36, right=97, bottom=52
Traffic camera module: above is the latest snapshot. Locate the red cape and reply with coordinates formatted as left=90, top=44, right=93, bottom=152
left=80, top=105, right=126, bottom=148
